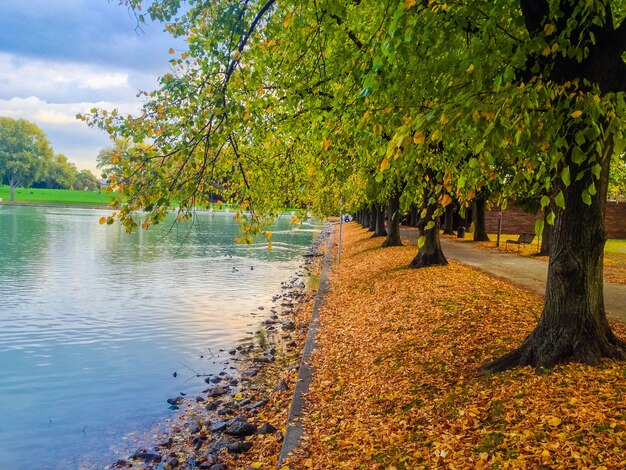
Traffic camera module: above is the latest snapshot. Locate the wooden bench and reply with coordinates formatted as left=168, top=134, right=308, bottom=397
left=505, top=232, right=535, bottom=252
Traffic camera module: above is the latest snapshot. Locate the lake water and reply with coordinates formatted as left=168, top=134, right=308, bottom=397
left=0, top=205, right=319, bottom=469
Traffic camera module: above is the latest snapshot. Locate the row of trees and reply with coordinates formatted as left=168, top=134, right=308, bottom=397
left=84, top=1, right=626, bottom=372
left=0, top=117, right=100, bottom=200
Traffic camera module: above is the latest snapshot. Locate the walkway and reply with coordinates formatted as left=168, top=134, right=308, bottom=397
left=400, top=228, right=626, bottom=323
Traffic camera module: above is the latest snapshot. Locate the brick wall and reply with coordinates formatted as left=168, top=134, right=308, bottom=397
left=485, top=201, right=626, bottom=239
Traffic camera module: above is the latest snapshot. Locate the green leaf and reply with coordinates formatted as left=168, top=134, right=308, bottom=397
left=588, top=182, right=596, bottom=196
left=555, top=191, right=565, bottom=209
left=535, top=218, right=544, bottom=237
left=540, top=195, right=550, bottom=208
left=547, top=211, right=556, bottom=225
left=561, top=166, right=570, bottom=187
left=571, top=146, right=586, bottom=165
left=425, top=221, right=435, bottom=231
left=614, top=134, right=626, bottom=154
left=417, top=235, right=426, bottom=248
left=592, top=163, right=602, bottom=179
left=582, top=190, right=592, bottom=205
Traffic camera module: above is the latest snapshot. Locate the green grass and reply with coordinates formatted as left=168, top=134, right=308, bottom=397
left=0, top=185, right=113, bottom=206
left=605, top=238, right=626, bottom=254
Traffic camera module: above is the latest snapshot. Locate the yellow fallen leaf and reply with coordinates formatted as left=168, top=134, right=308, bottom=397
left=548, top=417, right=562, bottom=427
left=571, top=110, right=583, bottom=118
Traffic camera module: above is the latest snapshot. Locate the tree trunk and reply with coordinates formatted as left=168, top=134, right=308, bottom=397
left=410, top=203, right=448, bottom=268
left=372, top=205, right=387, bottom=237
left=484, top=146, right=625, bottom=372
left=473, top=194, right=490, bottom=241
left=9, top=175, right=18, bottom=202
left=362, top=209, right=370, bottom=229
left=382, top=192, right=402, bottom=247
left=368, top=207, right=376, bottom=231
left=443, top=204, right=455, bottom=235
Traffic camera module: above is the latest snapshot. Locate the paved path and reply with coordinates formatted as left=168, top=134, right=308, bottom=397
left=400, top=228, right=626, bottom=323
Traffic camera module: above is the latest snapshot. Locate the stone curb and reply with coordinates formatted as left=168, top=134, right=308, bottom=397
left=277, top=223, right=334, bottom=467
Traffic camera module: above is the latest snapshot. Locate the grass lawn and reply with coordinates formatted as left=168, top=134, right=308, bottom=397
left=450, top=231, right=626, bottom=284
left=0, top=185, right=113, bottom=206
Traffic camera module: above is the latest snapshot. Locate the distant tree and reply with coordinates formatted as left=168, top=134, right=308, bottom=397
left=74, top=169, right=100, bottom=191
left=609, top=154, right=626, bottom=200
left=45, top=153, right=77, bottom=189
left=96, top=138, right=131, bottom=180
left=0, top=117, right=53, bottom=201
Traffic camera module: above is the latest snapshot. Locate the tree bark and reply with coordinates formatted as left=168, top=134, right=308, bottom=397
left=443, top=204, right=455, bottom=235
left=382, top=192, right=402, bottom=247
left=368, top=207, right=376, bottom=231
left=410, top=203, right=448, bottom=268
left=473, top=194, right=490, bottom=241
left=484, top=143, right=626, bottom=372
left=373, top=205, right=387, bottom=237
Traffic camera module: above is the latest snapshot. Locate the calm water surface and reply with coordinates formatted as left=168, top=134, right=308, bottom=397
left=0, top=205, right=319, bottom=469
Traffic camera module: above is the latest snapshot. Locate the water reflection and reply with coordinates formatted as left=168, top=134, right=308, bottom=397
left=0, top=205, right=318, bottom=469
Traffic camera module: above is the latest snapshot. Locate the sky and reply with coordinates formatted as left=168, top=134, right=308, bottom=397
left=0, top=0, right=182, bottom=174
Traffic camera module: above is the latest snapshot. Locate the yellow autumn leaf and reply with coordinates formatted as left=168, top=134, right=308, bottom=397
left=323, top=138, right=332, bottom=151
left=99, top=217, right=107, bottom=225
left=405, top=0, right=417, bottom=9
left=440, top=194, right=453, bottom=207
left=541, top=449, right=550, bottom=458
left=234, top=392, right=243, bottom=400
left=283, top=12, right=292, bottom=28
left=168, top=48, right=175, bottom=54
left=267, top=241, right=273, bottom=250
left=544, top=23, right=556, bottom=36
left=548, top=417, right=562, bottom=427
left=380, top=157, right=389, bottom=172
left=430, top=129, right=442, bottom=141
left=413, top=132, right=425, bottom=145
left=571, top=110, right=583, bottom=118
left=250, top=463, right=262, bottom=469
left=466, top=64, right=475, bottom=74
left=265, top=231, right=272, bottom=240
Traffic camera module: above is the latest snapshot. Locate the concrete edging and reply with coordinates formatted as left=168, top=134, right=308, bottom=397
left=277, top=223, right=334, bottom=467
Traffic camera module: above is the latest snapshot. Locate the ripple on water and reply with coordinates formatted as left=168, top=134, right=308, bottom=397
left=0, top=206, right=320, bottom=469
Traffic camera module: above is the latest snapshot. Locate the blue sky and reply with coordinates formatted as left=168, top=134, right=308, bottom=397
left=0, top=0, right=181, bottom=173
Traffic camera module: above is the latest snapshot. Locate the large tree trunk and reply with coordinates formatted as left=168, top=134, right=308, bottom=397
left=372, top=205, right=387, bottom=237
left=484, top=147, right=625, bottom=372
left=362, top=209, right=370, bottom=229
left=473, top=193, right=490, bottom=241
left=443, top=204, right=455, bottom=235
left=410, top=203, right=448, bottom=268
left=382, top=192, right=402, bottom=247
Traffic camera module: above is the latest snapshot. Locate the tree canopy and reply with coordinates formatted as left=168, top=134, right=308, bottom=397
left=0, top=117, right=53, bottom=201
left=86, top=0, right=626, bottom=371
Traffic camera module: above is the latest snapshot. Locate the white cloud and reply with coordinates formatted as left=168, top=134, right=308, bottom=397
left=0, top=96, right=141, bottom=174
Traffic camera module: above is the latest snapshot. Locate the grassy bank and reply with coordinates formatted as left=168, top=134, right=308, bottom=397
left=0, top=185, right=113, bottom=206
left=289, top=223, right=626, bottom=469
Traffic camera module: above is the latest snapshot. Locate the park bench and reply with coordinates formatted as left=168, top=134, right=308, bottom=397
left=505, top=232, right=535, bottom=252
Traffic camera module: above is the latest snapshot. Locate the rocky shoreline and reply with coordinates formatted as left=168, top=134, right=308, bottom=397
left=109, top=224, right=331, bottom=470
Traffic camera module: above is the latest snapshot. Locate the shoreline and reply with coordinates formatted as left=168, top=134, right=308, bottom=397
left=109, top=223, right=332, bottom=469
left=0, top=201, right=113, bottom=210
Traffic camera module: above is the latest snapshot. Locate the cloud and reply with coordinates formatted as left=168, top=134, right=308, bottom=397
left=0, top=0, right=180, bottom=74
left=0, top=96, right=140, bottom=173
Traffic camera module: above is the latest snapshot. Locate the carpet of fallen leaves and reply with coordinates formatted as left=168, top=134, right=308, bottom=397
left=450, top=233, right=626, bottom=285
left=289, top=222, right=626, bottom=469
